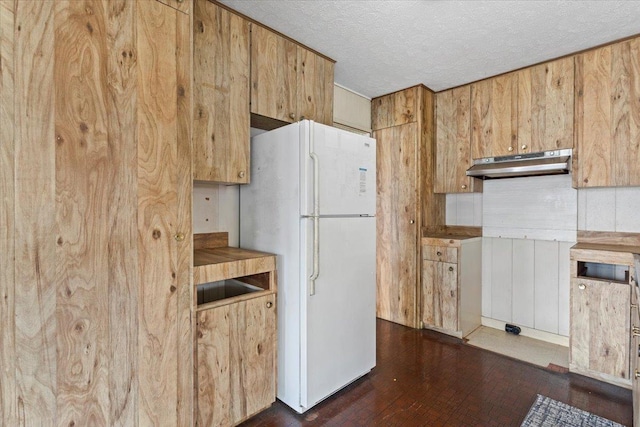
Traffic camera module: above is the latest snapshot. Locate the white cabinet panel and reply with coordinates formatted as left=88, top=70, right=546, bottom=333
left=481, top=237, right=493, bottom=317
left=512, top=239, right=534, bottom=328
left=558, top=242, right=572, bottom=336
left=490, top=238, right=512, bottom=322
left=534, top=241, right=559, bottom=334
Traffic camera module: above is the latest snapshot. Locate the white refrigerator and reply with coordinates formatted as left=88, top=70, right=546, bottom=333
left=240, top=120, right=376, bottom=414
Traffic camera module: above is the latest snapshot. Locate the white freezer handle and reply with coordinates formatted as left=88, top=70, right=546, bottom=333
left=309, top=124, right=319, bottom=296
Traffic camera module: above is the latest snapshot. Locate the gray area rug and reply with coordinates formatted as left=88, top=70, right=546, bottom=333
left=521, top=394, right=624, bottom=427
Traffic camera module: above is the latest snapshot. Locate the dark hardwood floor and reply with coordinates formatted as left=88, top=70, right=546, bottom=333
left=242, top=319, right=633, bottom=426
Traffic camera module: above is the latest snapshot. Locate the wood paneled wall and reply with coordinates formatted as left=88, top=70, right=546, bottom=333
left=0, top=1, right=193, bottom=425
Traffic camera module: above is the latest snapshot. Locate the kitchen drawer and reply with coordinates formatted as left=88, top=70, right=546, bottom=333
left=423, top=245, right=458, bottom=263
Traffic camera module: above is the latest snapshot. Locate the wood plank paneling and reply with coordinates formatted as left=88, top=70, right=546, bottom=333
left=375, top=123, right=418, bottom=327
left=193, top=0, right=249, bottom=183
left=175, top=4, right=193, bottom=424
left=104, top=0, right=139, bottom=424
left=250, top=24, right=297, bottom=123
left=54, top=1, right=112, bottom=424
left=14, top=1, right=57, bottom=424
left=136, top=1, right=184, bottom=424
left=0, top=0, right=16, bottom=424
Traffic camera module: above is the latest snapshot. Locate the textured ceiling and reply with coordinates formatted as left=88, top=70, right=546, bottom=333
left=218, top=0, right=640, bottom=98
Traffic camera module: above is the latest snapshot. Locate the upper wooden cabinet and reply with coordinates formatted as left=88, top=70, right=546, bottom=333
left=251, top=24, right=334, bottom=126
left=471, top=73, right=518, bottom=158
left=517, top=57, right=574, bottom=153
left=434, top=85, right=481, bottom=193
left=574, top=38, right=640, bottom=188
left=371, top=86, right=419, bottom=130
left=470, top=57, right=574, bottom=159
left=193, top=0, right=250, bottom=183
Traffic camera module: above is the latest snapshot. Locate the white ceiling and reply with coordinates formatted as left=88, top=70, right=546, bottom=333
left=218, top=0, right=640, bottom=98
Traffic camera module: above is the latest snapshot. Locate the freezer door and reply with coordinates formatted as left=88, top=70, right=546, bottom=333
left=301, top=121, right=376, bottom=216
left=300, top=216, right=376, bottom=411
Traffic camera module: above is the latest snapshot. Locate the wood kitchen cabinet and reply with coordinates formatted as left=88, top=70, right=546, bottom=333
left=421, top=236, right=481, bottom=338
left=251, top=24, right=334, bottom=127
left=1, top=1, right=192, bottom=424
left=434, top=85, right=482, bottom=193
left=516, top=56, right=574, bottom=153
left=471, top=72, right=518, bottom=159
left=193, top=0, right=250, bottom=183
left=632, top=258, right=640, bottom=427
left=574, top=38, right=640, bottom=188
left=197, top=293, right=276, bottom=426
left=373, top=85, right=445, bottom=328
left=194, top=234, right=277, bottom=426
left=569, top=245, right=634, bottom=388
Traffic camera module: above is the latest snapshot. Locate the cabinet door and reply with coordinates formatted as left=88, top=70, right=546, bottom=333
left=517, top=57, right=574, bottom=153
left=376, top=123, right=419, bottom=328
left=297, top=47, right=334, bottom=125
left=422, top=260, right=458, bottom=332
left=193, top=0, right=250, bottom=183
left=435, top=86, right=480, bottom=193
left=471, top=73, right=518, bottom=159
left=570, top=278, right=630, bottom=380
left=371, top=86, right=419, bottom=130
left=250, top=24, right=297, bottom=123
left=197, top=294, right=276, bottom=426
left=574, top=38, right=640, bottom=188
left=136, top=1, right=192, bottom=425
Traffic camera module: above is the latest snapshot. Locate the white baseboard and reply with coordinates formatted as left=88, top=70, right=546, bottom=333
left=481, top=317, right=569, bottom=347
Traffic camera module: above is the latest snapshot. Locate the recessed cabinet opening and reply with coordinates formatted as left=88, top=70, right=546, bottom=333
left=197, top=272, right=271, bottom=305
left=577, top=261, right=630, bottom=284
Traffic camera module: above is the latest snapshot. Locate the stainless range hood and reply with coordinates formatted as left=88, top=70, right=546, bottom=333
left=466, top=149, right=572, bottom=179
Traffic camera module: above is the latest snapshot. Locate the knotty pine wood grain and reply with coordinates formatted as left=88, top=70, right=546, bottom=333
left=102, top=1, right=139, bottom=424
left=371, top=85, right=418, bottom=130
left=54, top=1, right=113, bottom=424
left=517, top=56, right=574, bottom=153
left=193, top=0, right=249, bottom=183
left=197, top=293, right=276, bottom=426
left=0, top=0, right=16, bottom=424
left=297, top=46, right=334, bottom=125
left=156, top=0, right=190, bottom=15
left=577, top=231, right=640, bottom=247
left=250, top=24, right=297, bottom=123
left=570, top=278, right=630, bottom=384
left=175, top=4, right=193, bottom=425
left=435, top=85, right=479, bottom=193
left=375, top=123, right=419, bottom=328
left=136, top=1, right=188, bottom=424
left=611, top=38, right=640, bottom=187
left=13, top=1, right=57, bottom=424
left=471, top=73, right=518, bottom=158
left=420, top=87, right=445, bottom=233
left=574, top=46, right=612, bottom=187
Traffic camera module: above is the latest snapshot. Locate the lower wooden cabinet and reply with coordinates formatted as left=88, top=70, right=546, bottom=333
left=569, top=245, right=635, bottom=388
left=197, top=293, right=276, bottom=426
left=421, top=236, right=481, bottom=338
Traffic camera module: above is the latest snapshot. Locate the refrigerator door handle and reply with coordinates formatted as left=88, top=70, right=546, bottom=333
left=309, top=124, right=320, bottom=295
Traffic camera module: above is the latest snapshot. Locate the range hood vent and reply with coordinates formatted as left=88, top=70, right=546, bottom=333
left=466, top=149, right=572, bottom=180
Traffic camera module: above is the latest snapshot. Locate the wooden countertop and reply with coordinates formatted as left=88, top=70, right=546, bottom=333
left=571, top=242, right=640, bottom=255
left=422, top=234, right=481, bottom=246
left=193, top=232, right=277, bottom=286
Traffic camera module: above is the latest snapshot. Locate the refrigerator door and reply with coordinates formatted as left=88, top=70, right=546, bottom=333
left=299, top=215, right=376, bottom=411
left=300, top=121, right=376, bottom=217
